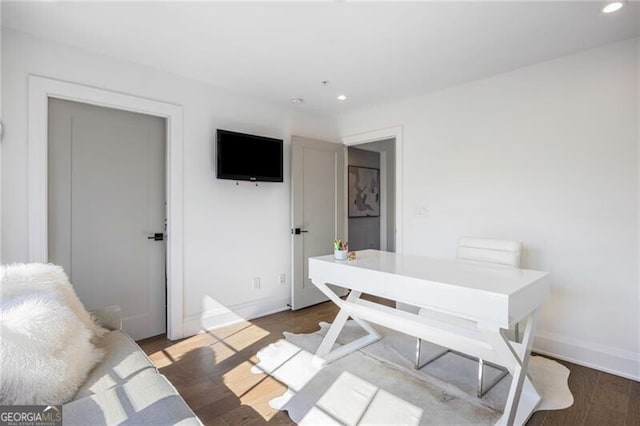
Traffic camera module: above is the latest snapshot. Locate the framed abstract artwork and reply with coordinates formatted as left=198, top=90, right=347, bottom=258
left=348, top=166, right=380, bottom=218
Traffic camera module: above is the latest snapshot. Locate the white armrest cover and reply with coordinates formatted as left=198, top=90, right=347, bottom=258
left=90, top=306, right=122, bottom=331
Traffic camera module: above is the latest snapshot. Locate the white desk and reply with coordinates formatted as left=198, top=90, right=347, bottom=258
left=308, top=249, right=550, bottom=426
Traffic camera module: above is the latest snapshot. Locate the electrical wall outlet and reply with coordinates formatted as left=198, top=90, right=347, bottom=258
left=279, top=273, right=286, bottom=285
left=252, top=277, right=261, bottom=290
left=415, top=205, right=429, bottom=217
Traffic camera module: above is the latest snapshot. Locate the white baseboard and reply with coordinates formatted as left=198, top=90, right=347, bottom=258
left=534, top=329, right=640, bottom=381
left=182, top=296, right=290, bottom=338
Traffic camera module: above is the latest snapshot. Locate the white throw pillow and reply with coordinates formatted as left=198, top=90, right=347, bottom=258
left=1, top=263, right=106, bottom=340
left=0, top=263, right=106, bottom=404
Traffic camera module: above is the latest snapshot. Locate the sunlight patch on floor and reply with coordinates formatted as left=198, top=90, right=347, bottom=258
left=222, top=325, right=270, bottom=352
left=317, top=371, right=378, bottom=424
left=223, top=361, right=261, bottom=392
left=148, top=349, right=175, bottom=368
left=222, top=361, right=288, bottom=421
left=148, top=321, right=270, bottom=367
left=295, top=372, right=423, bottom=425
left=252, top=338, right=425, bottom=425
left=206, top=322, right=253, bottom=340
left=201, top=347, right=229, bottom=367
left=161, top=333, right=217, bottom=360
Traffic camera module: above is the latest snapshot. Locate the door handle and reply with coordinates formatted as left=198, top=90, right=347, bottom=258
left=147, top=233, right=164, bottom=241
left=292, top=228, right=309, bottom=235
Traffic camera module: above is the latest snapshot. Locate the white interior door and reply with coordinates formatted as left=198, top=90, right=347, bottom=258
left=48, top=98, right=166, bottom=340
left=291, top=136, right=345, bottom=310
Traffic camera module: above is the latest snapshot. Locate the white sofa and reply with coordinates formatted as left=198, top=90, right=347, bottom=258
left=63, top=306, right=201, bottom=425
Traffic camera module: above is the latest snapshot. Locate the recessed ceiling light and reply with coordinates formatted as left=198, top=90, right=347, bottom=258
left=289, top=97, right=304, bottom=105
left=337, top=95, right=347, bottom=101
left=602, top=1, right=624, bottom=13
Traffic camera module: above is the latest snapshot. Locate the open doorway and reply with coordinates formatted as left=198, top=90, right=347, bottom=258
left=346, top=138, right=396, bottom=252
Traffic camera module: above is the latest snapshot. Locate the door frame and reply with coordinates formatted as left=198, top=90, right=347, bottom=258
left=28, top=75, right=185, bottom=340
left=342, top=126, right=403, bottom=253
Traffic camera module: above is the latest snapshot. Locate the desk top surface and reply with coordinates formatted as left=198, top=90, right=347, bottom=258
left=310, top=249, right=548, bottom=297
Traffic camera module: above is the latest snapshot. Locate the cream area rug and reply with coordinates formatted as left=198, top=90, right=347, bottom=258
left=252, top=321, right=573, bottom=425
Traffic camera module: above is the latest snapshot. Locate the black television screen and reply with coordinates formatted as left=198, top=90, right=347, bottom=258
left=216, top=129, right=283, bottom=182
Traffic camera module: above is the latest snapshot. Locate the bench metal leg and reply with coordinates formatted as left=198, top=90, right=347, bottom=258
left=415, top=337, right=450, bottom=370
left=477, top=358, right=510, bottom=398
left=416, top=338, right=509, bottom=399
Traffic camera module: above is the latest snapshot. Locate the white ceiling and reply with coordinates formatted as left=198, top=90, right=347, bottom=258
left=3, top=1, right=639, bottom=113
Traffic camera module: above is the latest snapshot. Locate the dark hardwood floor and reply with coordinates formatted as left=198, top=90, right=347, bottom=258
left=138, top=301, right=639, bottom=425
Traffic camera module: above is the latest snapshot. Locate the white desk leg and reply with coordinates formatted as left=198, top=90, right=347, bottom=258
left=483, top=310, right=541, bottom=426
left=312, top=285, right=381, bottom=366
left=315, top=291, right=356, bottom=358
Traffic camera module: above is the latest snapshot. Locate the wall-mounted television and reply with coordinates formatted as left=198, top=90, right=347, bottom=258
left=216, top=129, right=283, bottom=182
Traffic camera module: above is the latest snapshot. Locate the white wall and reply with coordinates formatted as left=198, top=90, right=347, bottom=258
left=1, top=28, right=339, bottom=335
left=339, top=38, right=640, bottom=380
